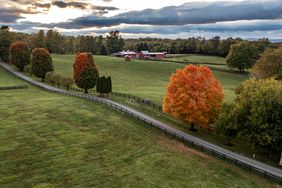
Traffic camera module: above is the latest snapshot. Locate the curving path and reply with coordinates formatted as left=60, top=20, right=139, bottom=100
left=0, top=62, right=281, bottom=184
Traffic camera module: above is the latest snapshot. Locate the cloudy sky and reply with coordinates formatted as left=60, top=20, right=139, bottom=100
left=1, top=0, right=282, bottom=39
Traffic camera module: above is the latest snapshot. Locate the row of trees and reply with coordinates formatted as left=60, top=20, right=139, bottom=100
left=226, top=40, right=282, bottom=74
left=0, top=27, right=124, bottom=57
left=2, top=26, right=277, bottom=60
left=125, top=37, right=273, bottom=57
left=6, top=37, right=112, bottom=95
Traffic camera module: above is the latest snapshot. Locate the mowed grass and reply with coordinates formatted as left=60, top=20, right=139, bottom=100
left=52, top=54, right=248, bottom=104
left=0, top=68, right=278, bottom=187
left=0, top=67, right=24, bottom=87
left=167, top=54, right=227, bottom=64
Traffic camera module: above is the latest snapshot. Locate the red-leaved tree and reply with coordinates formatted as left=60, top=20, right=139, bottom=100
left=73, top=52, right=99, bottom=93
left=163, top=64, right=224, bottom=131
left=9, top=41, right=30, bottom=71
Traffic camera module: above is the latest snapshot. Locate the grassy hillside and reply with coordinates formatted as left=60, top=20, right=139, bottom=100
left=52, top=54, right=248, bottom=103
left=0, top=67, right=277, bottom=187
left=167, top=54, right=226, bottom=64
left=0, top=67, right=23, bottom=87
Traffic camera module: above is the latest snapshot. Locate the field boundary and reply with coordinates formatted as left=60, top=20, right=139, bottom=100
left=0, top=62, right=281, bottom=184
left=147, top=58, right=249, bottom=75
left=0, top=85, right=28, bottom=90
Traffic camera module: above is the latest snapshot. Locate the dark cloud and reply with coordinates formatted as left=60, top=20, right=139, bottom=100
left=52, top=1, right=118, bottom=11
left=0, top=8, right=24, bottom=23
left=0, top=6, right=41, bottom=23
left=57, top=0, right=282, bottom=28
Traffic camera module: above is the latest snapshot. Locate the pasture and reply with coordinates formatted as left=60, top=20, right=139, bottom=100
left=166, top=54, right=227, bottom=64
left=0, top=67, right=276, bottom=187
left=52, top=54, right=248, bottom=104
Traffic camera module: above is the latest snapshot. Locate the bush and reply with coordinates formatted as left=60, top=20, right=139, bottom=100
left=31, top=48, right=54, bottom=81
left=0, top=29, right=12, bottom=62
left=45, top=71, right=54, bottom=82
left=73, top=52, right=99, bottom=93
left=61, top=76, right=74, bottom=90
left=96, top=76, right=112, bottom=96
left=9, top=41, right=30, bottom=71
left=226, top=41, right=259, bottom=72
left=24, top=64, right=33, bottom=76
left=251, top=47, right=282, bottom=80
left=52, top=73, right=63, bottom=87
left=163, top=64, right=224, bottom=131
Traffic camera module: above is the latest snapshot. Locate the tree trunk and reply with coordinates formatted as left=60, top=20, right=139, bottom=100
left=279, top=151, right=282, bottom=166
left=189, top=123, right=197, bottom=132
left=84, top=89, right=88, bottom=94
left=41, top=77, right=44, bottom=82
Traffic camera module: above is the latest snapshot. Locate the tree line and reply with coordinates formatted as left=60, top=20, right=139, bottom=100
left=1, top=26, right=278, bottom=58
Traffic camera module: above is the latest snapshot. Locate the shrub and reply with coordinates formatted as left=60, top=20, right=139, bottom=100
left=24, top=64, right=33, bottom=76
left=251, top=47, right=282, bottom=80
left=61, top=76, right=74, bottom=90
left=163, top=64, right=224, bottom=131
left=226, top=41, right=259, bottom=72
left=73, top=52, right=99, bottom=93
left=9, top=41, right=30, bottom=71
left=125, top=55, right=131, bottom=61
left=45, top=71, right=54, bottom=82
left=96, top=76, right=112, bottom=96
left=52, top=73, right=63, bottom=87
left=0, top=29, right=12, bottom=62
left=31, top=48, right=54, bottom=81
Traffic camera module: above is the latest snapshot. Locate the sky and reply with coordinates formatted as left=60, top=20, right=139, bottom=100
left=1, top=0, right=282, bottom=40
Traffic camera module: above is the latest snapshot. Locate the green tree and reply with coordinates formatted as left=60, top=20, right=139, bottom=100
left=106, top=31, right=124, bottom=54
left=226, top=41, right=259, bottom=72
left=0, top=27, right=12, bottom=62
left=31, top=48, right=54, bottom=81
left=218, top=78, right=282, bottom=163
left=252, top=47, right=282, bottom=80
left=96, top=77, right=102, bottom=95
left=35, top=30, right=45, bottom=48
left=101, top=45, right=108, bottom=55
left=215, top=103, right=238, bottom=146
left=46, top=30, right=54, bottom=53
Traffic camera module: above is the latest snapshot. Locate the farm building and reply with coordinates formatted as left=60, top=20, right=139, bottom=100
left=139, top=51, right=167, bottom=59
left=114, top=51, right=138, bottom=59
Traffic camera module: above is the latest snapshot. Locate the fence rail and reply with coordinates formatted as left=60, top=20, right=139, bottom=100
left=0, top=62, right=281, bottom=184
left=111, top=91, right=163, bottom=111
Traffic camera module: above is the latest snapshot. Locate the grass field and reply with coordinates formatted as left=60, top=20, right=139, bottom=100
left=0, top=67, right=278, bottom=187
left=52, top=54, right=248, bottom=104
left=167, top=54, right=226, bottom=64
left=0, top=67, right=23, bottom=87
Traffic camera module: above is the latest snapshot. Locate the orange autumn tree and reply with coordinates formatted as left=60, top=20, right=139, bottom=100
left=163, top=64, right=224, bottom=131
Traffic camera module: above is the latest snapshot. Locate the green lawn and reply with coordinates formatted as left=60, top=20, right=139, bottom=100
left=52, top=54, right=248, bottom=103
left=0, top=66, right=24, bottom=87
left=167, top=54, right=227, bottom=64
left=0, top=67, right=278, bottom=187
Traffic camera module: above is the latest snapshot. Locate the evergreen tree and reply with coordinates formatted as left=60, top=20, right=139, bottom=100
left=35, top=30, right=45, bottom=48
